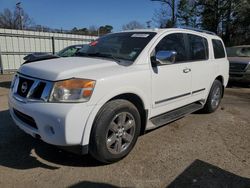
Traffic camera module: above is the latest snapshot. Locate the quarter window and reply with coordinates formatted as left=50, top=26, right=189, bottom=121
left=187, top=34, right=208, bottom=61
left=155, top=33, right=188, bottom=63
left=212, top=39, right=225, bottom=59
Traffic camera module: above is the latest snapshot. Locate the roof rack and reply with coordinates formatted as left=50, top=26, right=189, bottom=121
left=176, top=26, right=217, bottom=36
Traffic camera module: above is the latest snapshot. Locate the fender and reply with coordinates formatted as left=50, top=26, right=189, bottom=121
left=81, top=87, right=151, bottom=146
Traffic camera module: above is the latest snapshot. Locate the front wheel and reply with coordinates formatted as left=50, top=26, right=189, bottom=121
left=89, top=99, right=141, bottom=163
left=202, top=80, right=223, bottom=113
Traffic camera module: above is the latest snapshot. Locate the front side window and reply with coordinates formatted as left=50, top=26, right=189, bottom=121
left=212, top=39, right=225, bottom=59
left=187, top=34, right=208, bottom=61
left=76, top=32, right=156, bottom=63
left=155, top=33, right=188, bottom=63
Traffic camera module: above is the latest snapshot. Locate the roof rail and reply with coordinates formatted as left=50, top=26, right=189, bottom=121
left=176, top=26, right=217, bottom=36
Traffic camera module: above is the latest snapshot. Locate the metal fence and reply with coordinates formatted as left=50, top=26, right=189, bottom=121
left=0, top=28, right=97, bottom=73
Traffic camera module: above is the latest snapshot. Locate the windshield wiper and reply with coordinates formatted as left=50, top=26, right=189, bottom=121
left=90, top=53, right=121, bottom=63
left=77, top=52, right=121, bottom=63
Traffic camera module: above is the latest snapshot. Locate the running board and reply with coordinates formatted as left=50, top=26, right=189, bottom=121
left=147, top=103, right=203, bottom=130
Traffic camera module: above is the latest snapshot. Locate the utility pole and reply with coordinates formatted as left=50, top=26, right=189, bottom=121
left=146, top=21, right=152, bottom=28
left=16, top=2, right=23, bottom=30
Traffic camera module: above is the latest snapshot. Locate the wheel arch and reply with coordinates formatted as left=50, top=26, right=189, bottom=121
left=109, top=93, right=148, bottom=135
left=81, top=91, right=149, bottom=147
left=215, top=75, right=224, bottom=97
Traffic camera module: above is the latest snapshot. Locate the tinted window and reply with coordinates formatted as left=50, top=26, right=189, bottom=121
left=187, top=34, right=208, bottom=61
left=155, top=33, right=188, bottom=62
left=212, top=39, right=225, bottom=58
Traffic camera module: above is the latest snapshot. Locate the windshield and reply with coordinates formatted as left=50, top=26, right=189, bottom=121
left=76, top=32, right=156, bottom=63
left=226, top=47, right=250, bottom=57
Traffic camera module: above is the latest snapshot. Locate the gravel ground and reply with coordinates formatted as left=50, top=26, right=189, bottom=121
left=0, top=74, right=250, bottom=188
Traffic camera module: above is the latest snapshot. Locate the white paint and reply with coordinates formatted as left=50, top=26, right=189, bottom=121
left=9, top=28, right=229, bottom=150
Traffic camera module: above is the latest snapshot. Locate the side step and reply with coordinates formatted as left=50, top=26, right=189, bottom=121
left=149, top=103, right=203, bottom=129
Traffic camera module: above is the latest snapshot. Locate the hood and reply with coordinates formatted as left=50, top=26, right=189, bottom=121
left=18, top=57, right=122, bottom=81
left=228, top=57, right=250, bottom=64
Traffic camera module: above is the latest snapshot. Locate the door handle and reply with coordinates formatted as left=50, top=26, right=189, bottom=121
left=183, top=68, right=191, bottom=73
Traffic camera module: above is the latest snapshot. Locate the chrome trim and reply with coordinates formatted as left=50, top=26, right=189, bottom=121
left=192, top=88, right=205, bottom=94
left=12, top=73, right=53, bottom=103
left=155, top=92, right=191, bottom=104
left=26, top=80, right=40, bottom=98
left=13, top=75, right=19, bottom=93
left=246, top=62, right=250, bottom=70
left=41, top=82, right=54, bottom=102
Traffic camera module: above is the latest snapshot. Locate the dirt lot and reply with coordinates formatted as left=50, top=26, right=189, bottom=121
left=0, top=74, right=250, bottom=188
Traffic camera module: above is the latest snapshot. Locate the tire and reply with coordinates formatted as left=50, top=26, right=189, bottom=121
left=89, top=99, right=141, bottom=163
left=202, top=80, right=223, bottom=113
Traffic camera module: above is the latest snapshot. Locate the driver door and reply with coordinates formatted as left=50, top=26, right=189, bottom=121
left=151, top=33, right=192, bottom=117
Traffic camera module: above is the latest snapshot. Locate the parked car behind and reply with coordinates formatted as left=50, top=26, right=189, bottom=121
left=226, top=45, right=250, bottom=83
left=57, top=44, right=88, bottom=57
left=23, top=44, right=88, bottom=64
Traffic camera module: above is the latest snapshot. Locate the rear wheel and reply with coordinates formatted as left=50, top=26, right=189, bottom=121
left=89, top=99, right=141, bottom=163
left=202, top=80, right=223, bottom=113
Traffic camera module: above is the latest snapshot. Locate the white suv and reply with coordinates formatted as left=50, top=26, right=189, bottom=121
left=9, top=28, right=229, bottom=163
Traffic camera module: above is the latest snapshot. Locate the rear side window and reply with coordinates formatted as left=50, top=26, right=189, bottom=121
left=155, top=33, right=188, bottom=62
left=187, top=34, right=208, bottom=61
left=212, top=39, right=225, bottom=59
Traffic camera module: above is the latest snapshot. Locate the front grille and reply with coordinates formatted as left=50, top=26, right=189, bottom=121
left=229, top=62, right=248, bottom=72
left=13, top=74, right=52, bottom=102
left=13, top=109, right=38, bottom=129
left=17, top=77, right=34, bottom=97
left=31, top=82, right=46, bottom=99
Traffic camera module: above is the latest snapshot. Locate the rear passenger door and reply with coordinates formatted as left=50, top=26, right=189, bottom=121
left=185, top=34, right=211, bottom=101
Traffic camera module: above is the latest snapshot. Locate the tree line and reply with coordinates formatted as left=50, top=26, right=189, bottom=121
left=152, top=0, right=250, bottom=46
left=0, top=1, right=249, bottom=46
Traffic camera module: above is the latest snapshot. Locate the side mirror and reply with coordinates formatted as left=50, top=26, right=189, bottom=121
left=155, top=50, right=177, bottom=65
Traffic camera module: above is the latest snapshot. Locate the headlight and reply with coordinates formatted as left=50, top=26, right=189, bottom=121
left=49, top=78, right=95, bottom=103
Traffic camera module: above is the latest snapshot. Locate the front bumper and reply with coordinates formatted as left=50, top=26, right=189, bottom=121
left=8, top=92, right=94, bottom=150
left=229, top=70, right=250, bottom=83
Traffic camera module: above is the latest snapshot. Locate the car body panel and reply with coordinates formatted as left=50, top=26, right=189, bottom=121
left=9, top=28, right=229, bottom=151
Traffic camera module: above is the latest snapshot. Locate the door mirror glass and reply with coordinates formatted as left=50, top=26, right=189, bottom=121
left=155, top=50, right=177, bottom=65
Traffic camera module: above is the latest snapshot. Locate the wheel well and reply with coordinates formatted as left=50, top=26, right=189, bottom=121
left=110, top=93, right=147, bottom=135
left=215, top=75, right=224, bottom=97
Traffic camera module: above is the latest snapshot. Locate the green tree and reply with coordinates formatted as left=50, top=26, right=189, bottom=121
left=197, top=0, right=250, bottom=45
left=198, top=0, right=226, bottom=34
left=230, top=0, right=250, bottom=45
left=177, top=0, right=199, bottom=27
left=99, top=25, right=113, bottom=35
